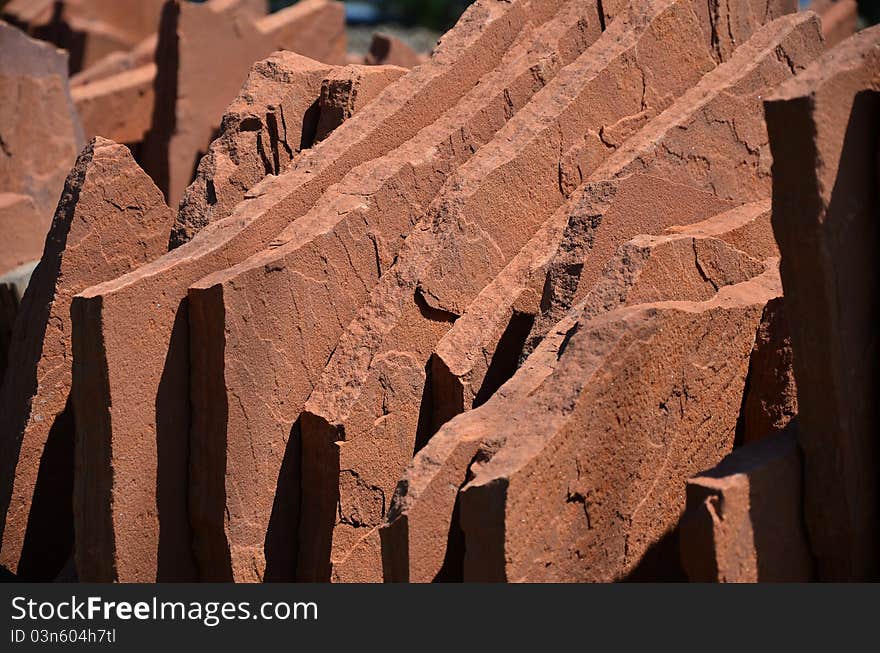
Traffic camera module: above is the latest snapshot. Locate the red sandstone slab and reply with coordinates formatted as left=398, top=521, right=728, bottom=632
left=527, top=10, right=821, bottom=346
left=0, top=261, right=37, bottom=380
left=365, top=33, right=426, bottom=69
left=297, top=0, right=741, bottom=582
left=70, top=34, right=158, bottom=87
left=679, top=426, right=814, bottom=581
left=71, top=0, right=549, bottom=583
left=0, top=194, right=48, bottom=278
left=457, top=268, right=782, bottom=581
left=0, top=138, right=173, bottom=581
left=0, top=20, right=85, bottom=220
left=141, top=0, right=346, bottom=206
left=314, top=64, right=409, bottom=142
left=382, top=197, right=773, bottom=582
left=765, top=25, right=880, bottom=580
left=2, top=0, right=166, bottom=73
left=72, top=63, right=156, bottom=144
left=188, top=0, right=604, bottom=582
left=810, top=0, right=858, bottom=47
left=173, top=52, right=336, bottom=247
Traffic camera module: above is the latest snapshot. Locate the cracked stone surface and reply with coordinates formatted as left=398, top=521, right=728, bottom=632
left=0, top=20, right=84, bottom=221
left=0, top=138, right=173, bottom=581
left=172, top=51, right=336, bottom=248
left=72, top=0, right=553, bottom=583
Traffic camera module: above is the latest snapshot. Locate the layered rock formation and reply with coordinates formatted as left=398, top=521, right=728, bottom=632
left=0, top=1, right=876, bottom=584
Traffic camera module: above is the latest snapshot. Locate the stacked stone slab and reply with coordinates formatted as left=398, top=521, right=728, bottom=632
left=0, top=21, right=84, bottom=221
left=0, top=138, right=173, bottom=581
left=2, top=0, right=873, bottom=584
left=382, top=197, right=780, bottom=582
left=679, top=426, right=814, bottom=582
left=2, top=0, right=166, bottom=74
left=765, top=25, right=880, bottom=581
left=140, top=0, right=347, bottom=206
left=188, top=0, right=605, bottom=582
left=72, top=0, right=562, bottom=582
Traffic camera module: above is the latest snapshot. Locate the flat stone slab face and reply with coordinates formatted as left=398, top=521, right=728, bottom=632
left=141, top=0, right=346, bottom=206
left=72, top=63, right=156, bottom=145
left=72, top=0, right=549, bottom=583
left=680, top=427, right=814, bottom=582
left=314, top=64, right=408, bottom=143
left=456, top=268, right=781, bottom=582
left=365, top=33, right=425, bottom=69
left=765, top=25, right=880, bottom=581
left=0, top=138, right=173, bottom=581
left=187, top=0, right=605, bottom=582
left=172, top=52, right=336, bottom=248
left=382, top=198, right=775, bottom=582
left=0, top=21, right=84, bottom=221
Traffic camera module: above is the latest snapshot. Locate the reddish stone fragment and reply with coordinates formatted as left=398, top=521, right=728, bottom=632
left=365, top=33, right=426, bottom=69
left=172, top=52, right=336, bottom=247
left=765, top=25, right=880, bottom=580
left=72, top=63, right=156, bottom=145
left=141, top=0, right=346, bottom=205
left=299, top=0, right=745, bottom=582
left=0, top=261, right=37, bottom=379
left=810, top=0, right=858, bottom=47
left=72, top=0, right=548, bottom=583
left=0, top=138, right=173, bottom=581
left=0, top=20, right=84, bottom=220
left=314, top=64, right=408, bottom=142
left=70, top=33, right=158, bottom=86
left=2, top=0, right=166, bottom=73
left=188, top=0, right=603, bottom=582
left=457, top=268, right=782, bottom=581
left=0, top=194, right=48, bottom=277
left=383, top=198, right=773, bottom=582
left=738, top=296, right=798, bottom=444
left=680, top=427, right=814, bottom=582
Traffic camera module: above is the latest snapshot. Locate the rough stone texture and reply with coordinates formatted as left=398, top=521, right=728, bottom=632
left=738, top=296, right=798, bottom=444
left=172, top=52, right=336, bottom=248
left=188, top=0, right=604, bottom=583
left=140, top=0, right=346, bottom=206
left=297, top=0, right=748, bottom=582
left=0, top=20, right=85, bottom=220
left=457, top=268, right=782, bottom=581
left=810, top=0, right=858, bottom=47
left=365, top=32, right=426, bottom=68
left=430, top=180, right=741, bottom=430
left=0, top=138, right=173, bottom=581
left=382, top=197, right=773, bottom=582
left=72, top=0, right=551, bottom=583
left=0, top=261, right=37, bottom=379
left=0, top=194, right=48, bottom=277
left=679, top=426, right=814, bottom=582
left=765, top=25, right=880, bottom=580
left=314, top=64, right=408, bottom=142
left=2, top=0, right=167, bottom=74
left=72, top=63, right=156, bottom=144
left=526, top=11, right=821, bottom=349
